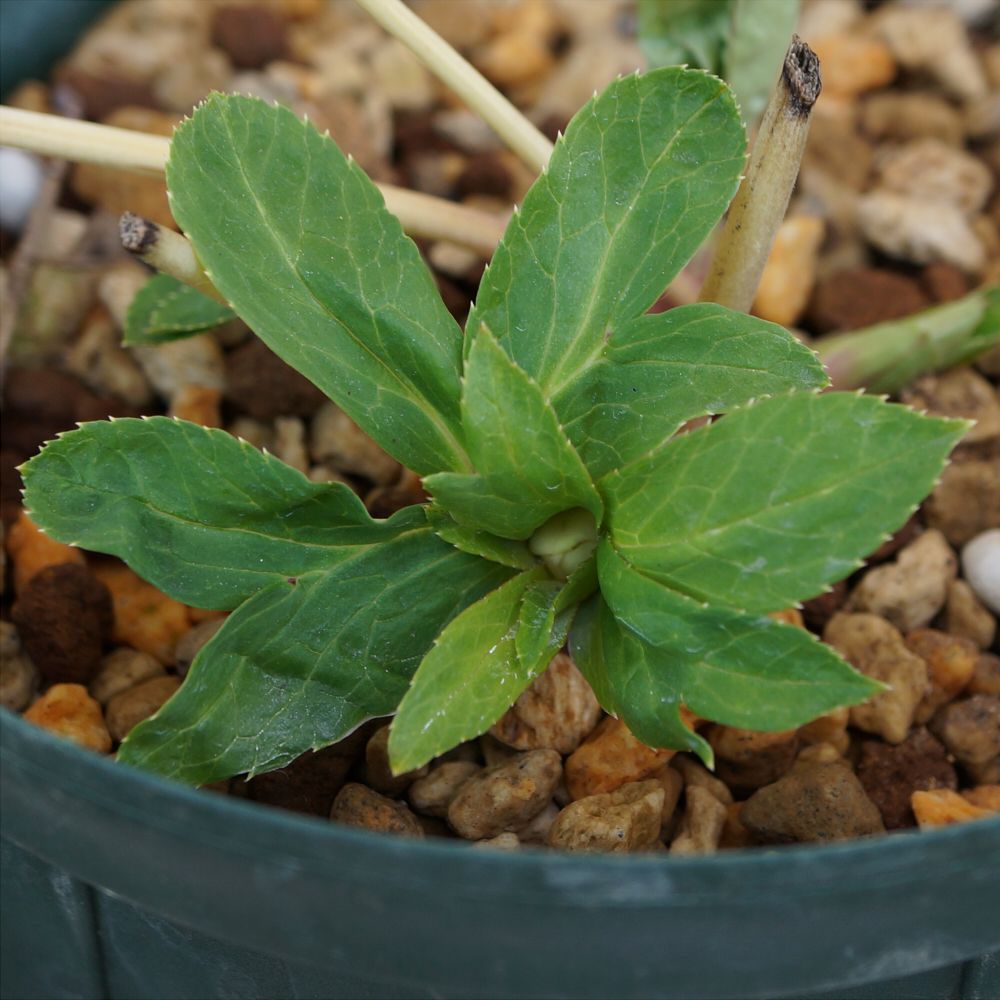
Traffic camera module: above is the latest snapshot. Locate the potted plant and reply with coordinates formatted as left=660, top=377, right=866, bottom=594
left=2, top=1, right=998, bottom=997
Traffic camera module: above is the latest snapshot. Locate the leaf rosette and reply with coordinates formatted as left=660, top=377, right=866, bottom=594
left=22, top=70, right=966, bottom=784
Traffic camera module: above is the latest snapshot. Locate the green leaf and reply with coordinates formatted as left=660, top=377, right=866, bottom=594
left=817, top=285, right=1000, bottom=393
left=124, top=274, right=235, bottom=345
left=553, top=304, right=827, bottom=479
left=638, top=0, right=730, bottom=71
left=570, top=593, right=714, bottom=766
left=605, top=392, right=968, bottom=612
left=514, top=558, right=596, bottom=672
left=21, top=417, right=423, bottom=610
left=167, top=94, right=468, bottom=476
left=118, top=529, right=512, bottom=784
left=426, top=504, right=536, bottom=570
left=638, top=0, right=799, bottom=120
left=466, top=67, right=745, bottom=400
left=388, top=567, right=550, bottom=773
left=726, top=0, right=799, bottom=119
left=595, top=539, right=881, bottom=735
left=425, top=328, right=603, bottom=539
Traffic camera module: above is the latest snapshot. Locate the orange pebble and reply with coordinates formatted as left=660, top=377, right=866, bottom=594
left=961, top=786, right=1000, bottom=811
left=24, top=683, right=112, bottom=753
left=811, top=36, right=897, bottom=97
left=769, top=608, right=805, bottom=628
left=90, top=562, right=191, bottom=665
left=6, top=509, right=85, bottom=594
left=911, top=788, right=994, bottom=828
left=565, top=713, right=696, bottom=800
left=168, top=385, right=222, bottom=427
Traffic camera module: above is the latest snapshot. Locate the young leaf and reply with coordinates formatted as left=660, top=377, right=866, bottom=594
left=595, top=539, right=881, bottom=734
left=570, top=593, right=714, bottom=766
left=552, top=304, right=828, bottom=479
left=425, top=328, right=603, bottom=539
left=388, top=567, right=549, bottom=773
left=167, top=94, right=469, bottom=476
left=515, top=558, right=596, bottom=672
left=124, top=273, right=235, bottom=345
left=605, top=393, right=968, bottom=612
left=118, top=529, right=513, bottom=785
left=466, top=68, right=745, bottom=400
left=21, top=417, right=423, bottom=610
left=426, top=505, right=536, bottom=570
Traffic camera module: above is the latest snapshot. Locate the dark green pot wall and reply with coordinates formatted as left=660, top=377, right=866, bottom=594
left=0, top=0, right=111, bottom=97
left=3, top=713, right=1000, bottom=999
left=1, top=4, right=999, bottom=998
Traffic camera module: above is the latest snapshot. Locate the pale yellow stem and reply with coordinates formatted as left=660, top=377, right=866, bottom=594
left=0, top=105, right=507, bottom=257
left=354, top=0, right=554, bottom=175
left=699, top=37, right=821, bottom=312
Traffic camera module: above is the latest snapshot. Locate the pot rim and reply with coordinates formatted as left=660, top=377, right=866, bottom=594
left=5, top=705, right=999, bottom=904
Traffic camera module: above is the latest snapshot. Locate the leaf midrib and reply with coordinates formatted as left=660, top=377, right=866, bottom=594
left=211, top=103, right=471, bottom=474
left=541, top=89, right=727, bottom=401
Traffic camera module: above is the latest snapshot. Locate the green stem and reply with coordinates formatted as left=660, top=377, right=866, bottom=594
left=816, top=286, right=1000, bottom=393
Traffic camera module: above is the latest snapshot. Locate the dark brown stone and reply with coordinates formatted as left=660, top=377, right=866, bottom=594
left=920, top=262, right=969, bottom=303
left=807, top=267, right=930, bottom=334
left=929, top=695, right=1000, bottom=766
left=433, top=273, right=471, bottom=325
left=455, top=152, right=512, bottom=199
left=801, top=579, right=848, bottom=632
left=330, top=783, right=424, bottom=837
left=11, top=564, right=112, bottom=684
left=856, top=728, right=957, bottom=829
left=224, top=338, right=325, bottom=421
left=741, top=762, right=885, bottom=844
left=244, top=746, right=353, bottom=816
left=243, top=723, right=376, bottom=815
left=211, top=5, right=288, bottom=70
left=53, top=66, right=158, bottom=121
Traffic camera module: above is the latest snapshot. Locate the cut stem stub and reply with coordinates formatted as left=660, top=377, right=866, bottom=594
left=699, top=36, right=821, bottom=313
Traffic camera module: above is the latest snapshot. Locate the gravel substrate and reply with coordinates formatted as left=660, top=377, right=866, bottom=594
left=1, top=0, right=998, bottom=852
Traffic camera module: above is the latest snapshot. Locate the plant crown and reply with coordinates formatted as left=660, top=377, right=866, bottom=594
left=22, top=71, right=966, bottom=783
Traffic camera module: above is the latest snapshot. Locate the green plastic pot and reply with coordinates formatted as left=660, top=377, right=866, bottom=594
left=2, top=3, right=999, bottom=997
left=3, top=712, right=1000, bottom=999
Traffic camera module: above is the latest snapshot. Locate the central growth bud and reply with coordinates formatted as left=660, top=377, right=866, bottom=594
left=529, top=508, right=598, bottom=581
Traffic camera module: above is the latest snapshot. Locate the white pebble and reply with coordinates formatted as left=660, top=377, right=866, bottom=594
left=962, top=530, right=1000, bottom=614
left=0, top=147, right=44, bottom=232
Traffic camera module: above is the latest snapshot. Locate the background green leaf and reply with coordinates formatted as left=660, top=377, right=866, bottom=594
left=596, top=539, right=880, bottom=734
left=124, top=273, right=235, bottom=345
left=553, top=304, right=827, bottom=479
left=389, top=568, right=549, bottom=772
left=426, top=329, right=602, bottom=539
left=466, top=67, right=745, bottom=402
left=167, top=94, right=468, bottom=476
left=605, top=393, right=968, bottom=611
left=119, top=530, right=512, bottom=784
left=22, top=417, right=422, bottom=609
left=638, top=0, right=799, bottom=120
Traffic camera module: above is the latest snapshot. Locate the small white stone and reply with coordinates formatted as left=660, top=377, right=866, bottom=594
left=0, top=147, right=44, bottom=232
left=962, top=530, right=1000, bottom=614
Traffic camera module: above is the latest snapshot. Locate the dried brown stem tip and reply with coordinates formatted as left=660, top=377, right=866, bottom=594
left=782, top=36, right=822, bottom=116
left=119, top=212, right=226, bottom=304
left=699, top=36, right=822, bottom=314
